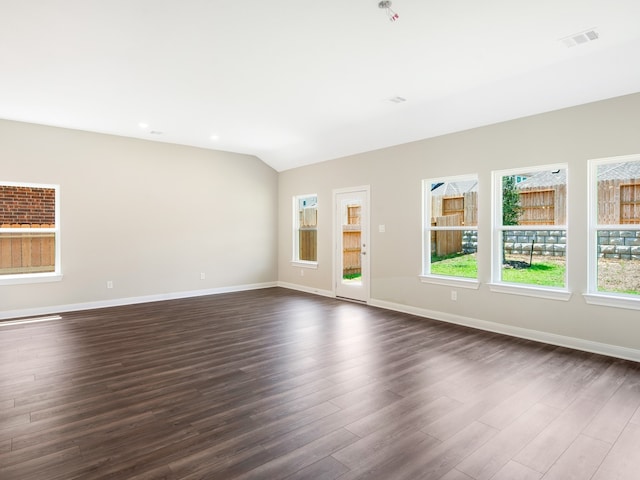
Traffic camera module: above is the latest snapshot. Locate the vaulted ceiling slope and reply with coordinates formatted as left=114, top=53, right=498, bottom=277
left=1, top=1, right=639, bottom=171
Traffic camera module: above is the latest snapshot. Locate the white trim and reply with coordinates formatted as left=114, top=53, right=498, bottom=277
left=422, top=174, right=479, bottom=277
left=0, top=180, right=59, bottom=189
left=0, top=282, right=277, bottom=321
left=0, top=181, right=62, bottom=279
left=587, top=154, right=640, bottom=302
left=0, top=272, right=63, bottom=285
left=277, top=281, right=334, bottom=298
left=290, top=261, right=318, bottom=269
left=419, top=275, right=480, bottom=289
left=292, top=193, right=318, bottom=263
left=583, top=293, right=640, bottom=311
left=369, top=298, right=640, bottom=363
left=487, top=282, right=572, bottom=301
left=491, top=164, right=569, bottom=289
left=0, top=315, right=62, bottom=327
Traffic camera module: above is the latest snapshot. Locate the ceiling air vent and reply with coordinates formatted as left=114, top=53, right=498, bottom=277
left=560, top=29, right=599, bottom=48
left=388, top=96, right=407, bottom=104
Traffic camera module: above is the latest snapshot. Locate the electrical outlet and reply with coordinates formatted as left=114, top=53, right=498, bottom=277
left=107, top=280, right=113, bottom=289
left=451, top=290, right=457, bottom=301
left=300, top=269, right=304, bottom=276
left=200, top=272, right=206, bottom=280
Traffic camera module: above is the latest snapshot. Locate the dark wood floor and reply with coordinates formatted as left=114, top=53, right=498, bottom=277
left=2, top=288, right=640, bottom=479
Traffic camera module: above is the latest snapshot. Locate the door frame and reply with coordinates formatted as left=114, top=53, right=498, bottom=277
left=333, top=185, right=371, bottom=303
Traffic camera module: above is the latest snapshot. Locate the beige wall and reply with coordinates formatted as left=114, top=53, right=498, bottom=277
left=278, top=92, right=640, bottom=353
left=3, top=93, right=640, bottom=355
left=1, top=119, right=278, bottom=315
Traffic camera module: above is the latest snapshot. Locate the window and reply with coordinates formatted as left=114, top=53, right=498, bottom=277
left=292, top=194, right=317, bottom=267
left=421, top=175, right=479, bottom=287
left=490, top=165, right=569, bottom=300
left=0, top=182, right=61, bottom=284
left=585, top=155, right=640, bottom=309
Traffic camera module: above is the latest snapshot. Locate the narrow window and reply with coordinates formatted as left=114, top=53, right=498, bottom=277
left=293, top=194, right=318, bottom=265
left=0, top=182, right=61, bottom=284
left=422, top=175, right=479, bottom=286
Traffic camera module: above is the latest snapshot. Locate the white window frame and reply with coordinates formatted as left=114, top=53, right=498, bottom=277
left=584, top=154, right=640, bottom=310
left=489, top=164, right=571, bottom=301
left=0, top=181, right=62, bottom=285
left=420, top=174, right=479, bottom=289
left=291, top=193, right=318, bottom=269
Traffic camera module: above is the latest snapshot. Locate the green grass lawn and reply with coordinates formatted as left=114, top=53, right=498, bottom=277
left=430, top=253, right=478, bottom=278
left=430, top=253, right=566, bottom=287
left=501, top=261, right=565, bottom=287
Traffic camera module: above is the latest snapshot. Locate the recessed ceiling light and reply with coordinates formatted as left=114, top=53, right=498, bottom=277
left=210, top=134, right=219, bottom=141
left=138, top=122, right=149, bottom=129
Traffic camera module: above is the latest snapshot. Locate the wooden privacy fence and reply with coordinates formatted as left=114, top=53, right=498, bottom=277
left=0, top=224, right=55, bottom=273
left=599, top=180, right=640, bottom=224
left=432, top=192, right=477, bottom=226
left=518, top=185, right=566, bottom=225
left=432, top=214, right=463, bottom=256
left=343, top=225, right=361, bottom=276
left=299, top=228, right=317, bottom=261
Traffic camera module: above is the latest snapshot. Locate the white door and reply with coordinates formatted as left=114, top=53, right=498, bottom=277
left=334, top=187, right=370, bottom=302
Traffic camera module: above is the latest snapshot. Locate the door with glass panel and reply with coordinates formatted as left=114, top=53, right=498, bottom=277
left=334, top=187, right=370, bottom=302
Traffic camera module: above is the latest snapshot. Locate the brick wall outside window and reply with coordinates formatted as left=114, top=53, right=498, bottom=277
left=0, top=186, right=55, bottom=225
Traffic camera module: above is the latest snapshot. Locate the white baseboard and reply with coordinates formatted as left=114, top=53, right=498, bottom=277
left=277, top=281, right=334, bottom=298
left=369, top=298, right=640, bottom=363
left=0, top=282, right=278, bottom=321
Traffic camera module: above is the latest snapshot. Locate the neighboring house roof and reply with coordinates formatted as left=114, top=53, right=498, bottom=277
left=515, top=169, right=566, bottom=189
left=431, top=179, right=478, bottom=196
left=597, top=161, right=640, bottom=181
left=515, top=161, right=640, bottom=189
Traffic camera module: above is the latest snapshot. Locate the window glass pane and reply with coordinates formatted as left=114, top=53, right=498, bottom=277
left=501, top=229, right=566, bottom=287
left=0, top=185, right=55, bottom=226
left=594, top=158, right=640, bottom=296
left=597, top=160, right=640, bottom=225
left=495, top=167, right=567, bottom=289
left=426, top=177, right=478, bottom=279
left=501, top=169, right=566, bottom=227
left=430, top=179, right=478, bottom=227
left=341, top=200, right=362, bottom=283
left=0, top=184, right=57, bottom=276
left=295, top=194, right=317, bottom=262
left=430, top=250, right=478, bottom=278
left=596, top=237, right=640, bottom=295
left=0, top=231, right=55, bottom=275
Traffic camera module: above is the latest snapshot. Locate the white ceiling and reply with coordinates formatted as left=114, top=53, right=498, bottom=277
left=1, top=1, right=640, bottom=172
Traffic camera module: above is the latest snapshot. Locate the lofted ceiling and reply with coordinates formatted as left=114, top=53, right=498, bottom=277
left=1, top=1, right=640, bottom=172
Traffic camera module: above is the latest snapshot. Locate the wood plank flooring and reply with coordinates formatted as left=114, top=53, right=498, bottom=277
left=1, top=287, right=640, bottom=479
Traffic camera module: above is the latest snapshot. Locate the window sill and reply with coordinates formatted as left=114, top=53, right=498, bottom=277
left=419, top=275, right=480, bottom=289
left=290, top=261, right=318, bottom=269
left=0, top=272, right=63, bottom=286
left=583, top=293, right=640, bottom=311
left=488, top=282, right=571, bottom=301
